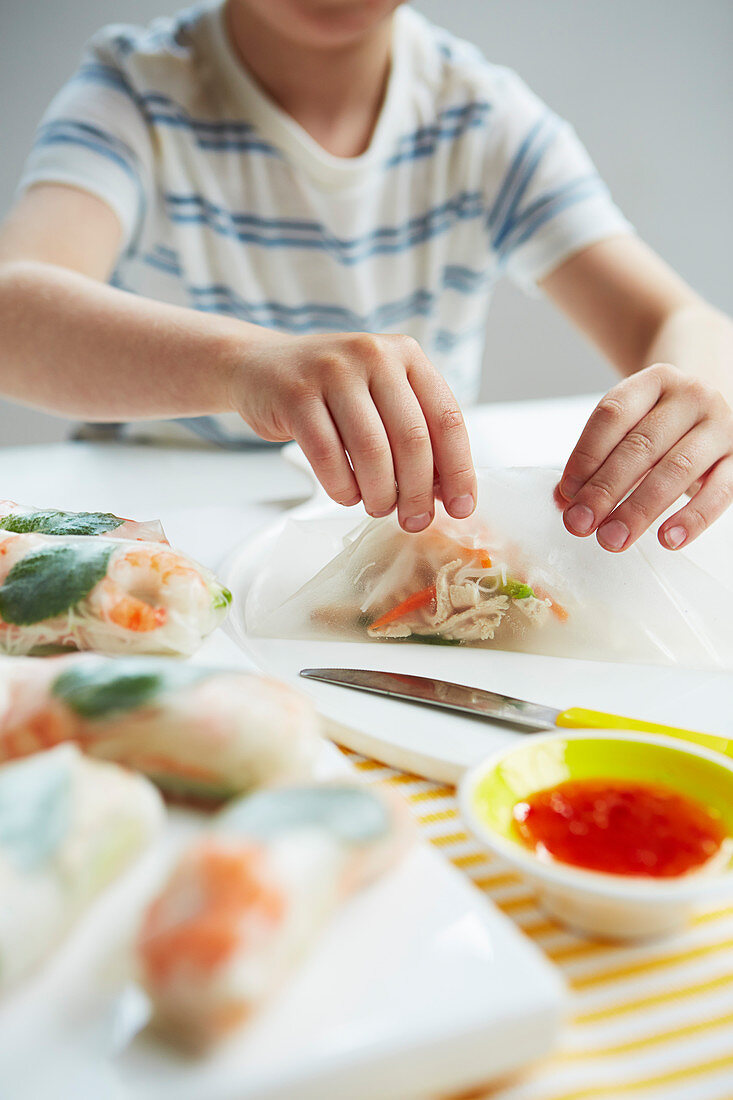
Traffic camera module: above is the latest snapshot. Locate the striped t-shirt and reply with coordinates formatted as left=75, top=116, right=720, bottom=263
left=18, top=1, right=632, bottom=446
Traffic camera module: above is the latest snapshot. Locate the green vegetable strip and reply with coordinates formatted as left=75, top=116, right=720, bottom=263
left=499, top=580, right=535, bottom=599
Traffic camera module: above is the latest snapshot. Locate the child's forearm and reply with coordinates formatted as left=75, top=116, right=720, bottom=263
left=0, top=260, right=252, bottom=420
left=644, top=302, right=733, bottom=407
left=0, top=258, right=477, bottom=533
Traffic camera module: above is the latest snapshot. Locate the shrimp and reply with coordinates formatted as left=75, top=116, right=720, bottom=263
left=88, top=547, right=212, bottom=633
left=0, top=531, right=229, bottom=657
left=139, top=840, right=285, bottom=1048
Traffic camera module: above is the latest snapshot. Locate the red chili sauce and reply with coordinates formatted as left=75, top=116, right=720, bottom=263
left=513, top=778, right=726, bottom=878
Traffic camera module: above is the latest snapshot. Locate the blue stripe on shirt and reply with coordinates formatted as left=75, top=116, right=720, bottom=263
left=36, top=118, right=142, bottom=171
left=162, top=190, right=485, bottom=262
left=131, top=247, right=493, bottom=336
left=142, top=246, right=491, bottom=294
left=498, top=177, right=608, bottom=262
left=487, top=112, right=562, bottom=246
left=72, top=63, right=491, bottom=165
left=34, top=126, right=140, bottom=184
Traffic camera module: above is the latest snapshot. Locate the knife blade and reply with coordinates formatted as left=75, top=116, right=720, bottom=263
left=299, top=668, right=732, bottom=759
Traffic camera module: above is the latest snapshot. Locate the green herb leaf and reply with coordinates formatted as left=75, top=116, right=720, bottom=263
left=0, top=509, right=123, bottom=537
left=219, top=786, right=390, bottom=845
left=410, top=634, right=463, bottom=646
left=52, top=658, right=211, bottom=719
left=0, top=542, right=115, bottom=625
left=0, top=747, right=72, bottom=871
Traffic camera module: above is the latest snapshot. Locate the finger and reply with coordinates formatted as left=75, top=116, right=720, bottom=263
left=594, top=425, right=728, bottom=551
left=407, top=355, right=476, bottom=520
left=559, top=367, right=671, bottom=502
left=370, top=373, right=435, bottom=532
left=327, top=385, right=397, bottom=517
left=563, top=394, right=700, bottom=537
left=293, top=402, right=361, bottom=506
left=658, top=455, right=733, bottom=550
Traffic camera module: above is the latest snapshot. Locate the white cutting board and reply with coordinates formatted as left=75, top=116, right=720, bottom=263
left=0, top=738, right=564, bottom=1100
left=223, top=497, right=733, bottom=785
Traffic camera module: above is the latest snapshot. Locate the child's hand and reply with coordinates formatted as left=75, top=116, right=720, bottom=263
left=558, top=363, right=733, bottom=551
left=233, top=330, right=477, bottom=532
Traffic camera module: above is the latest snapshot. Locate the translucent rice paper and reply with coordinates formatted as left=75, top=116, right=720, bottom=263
left=0, top=654, right=321, bottom=802
left=136, top=782, right=411, bottom=1050
left=0, top=500, right=166, bottom=542
left=249, top=468, right=733, bottom=669
left=0, top=744, right=163, bottom=990
left=0, top=531, right=230, bottom=657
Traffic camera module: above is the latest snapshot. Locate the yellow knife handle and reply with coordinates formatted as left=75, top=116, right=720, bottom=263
left=556, top=707, right=732, bottom=760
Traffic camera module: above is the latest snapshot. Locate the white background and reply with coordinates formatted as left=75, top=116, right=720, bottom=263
left=0, top=0, right=730, bottom=445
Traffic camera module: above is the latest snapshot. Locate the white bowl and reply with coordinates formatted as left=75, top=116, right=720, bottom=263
left=459, top=731, right=733, bottom=940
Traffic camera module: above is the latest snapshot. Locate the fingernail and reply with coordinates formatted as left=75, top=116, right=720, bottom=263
left=664, top=525, right=687, bottom=549
left=560, top=476, right=581, bottom=500
left=403, top=512, right=432, bottom=532
left=565, top=503, right=594, bottom=535
left=371, top=505, right=395, bottom=518
left=597, top=519, right=629, bottom=551
left=342, top=495, right=361, bottom=507
left=448, top=494, right=475, bottom=519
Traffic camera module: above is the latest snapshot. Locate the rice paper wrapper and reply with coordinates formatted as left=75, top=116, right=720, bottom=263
left=247, top=468, right=733, bottom=669
left=0, top=500, right=167, bottom=542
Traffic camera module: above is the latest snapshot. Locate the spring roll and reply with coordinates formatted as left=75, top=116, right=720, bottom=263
left=260, top=512, right=565, bottom=648
left=0, top=500, right=166, bottom=542
left=0, top=655, right=321, bottom=801
left=137, top=782, right=410, bottom=1049
left=0, top=531, right=230, bottom=656
left=0, top=744, right=163, bottom=989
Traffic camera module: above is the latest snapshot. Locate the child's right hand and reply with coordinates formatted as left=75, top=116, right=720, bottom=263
left=231, top=330, right=477, bottom=533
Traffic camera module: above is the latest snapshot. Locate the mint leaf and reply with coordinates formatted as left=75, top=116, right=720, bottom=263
left=52, top=658, right=211, bottom=719
left=220, top=786, right=390, bottom=845
left=0, top=509, right=123, bottom=536
left=0, top=747, right=72, bottom=871
left=0, top=543, right=114, bottom=624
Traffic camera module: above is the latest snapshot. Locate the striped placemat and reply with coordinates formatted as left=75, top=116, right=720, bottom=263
left=344, top=749, right=733, bottom=1100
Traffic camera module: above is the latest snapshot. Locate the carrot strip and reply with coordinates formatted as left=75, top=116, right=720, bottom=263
left=369, top=585, right=437, bottom=631
left=535, top=587, right=569, bottom=622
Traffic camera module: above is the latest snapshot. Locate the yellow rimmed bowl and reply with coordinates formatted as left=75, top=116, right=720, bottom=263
left=459, top=732, right=733, bottom=941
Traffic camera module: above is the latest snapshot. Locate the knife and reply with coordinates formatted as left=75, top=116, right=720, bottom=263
left=299, top=668, right=732, bottom=760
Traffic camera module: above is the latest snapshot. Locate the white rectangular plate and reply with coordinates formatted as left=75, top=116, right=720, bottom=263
left=0, top=740, right=564, bottom=1100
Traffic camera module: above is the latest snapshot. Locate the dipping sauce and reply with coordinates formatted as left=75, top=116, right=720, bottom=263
left=513, top=778, right=727, bottom=878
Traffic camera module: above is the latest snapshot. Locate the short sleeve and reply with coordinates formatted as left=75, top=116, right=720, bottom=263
left=484, top=69, right=633, bottom=293
left=16, top=32, right=153, bottom=251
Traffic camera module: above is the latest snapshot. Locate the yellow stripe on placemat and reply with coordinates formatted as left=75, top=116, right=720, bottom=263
left=345, top=749, right=733, bottom=1100
left=535, top=1051, right=733, bottom=1100
left=559, top=1008, right=733, bottom=1061
left=406, top=785, right=456, bottom=804
left=570, top=937, right=733, bottom=992
left=574, top=971, right=733, bottom=1025
left=417, top=808, right=460, bottom=825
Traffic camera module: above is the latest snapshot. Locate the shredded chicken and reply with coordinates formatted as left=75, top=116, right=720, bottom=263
left=434, top=596, right=510, bottom=641
left=448, top=582, right=481, bottom=611
left=513, top=596, right=552, bottom=625
left=367, top=543, right=556, bottom=644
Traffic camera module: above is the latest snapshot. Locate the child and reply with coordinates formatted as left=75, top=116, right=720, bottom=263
left=0, top=0, right=731, bottom=549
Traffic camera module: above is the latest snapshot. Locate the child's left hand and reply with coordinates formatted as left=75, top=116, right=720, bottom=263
left=558, top=363, right=733, bottom=551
